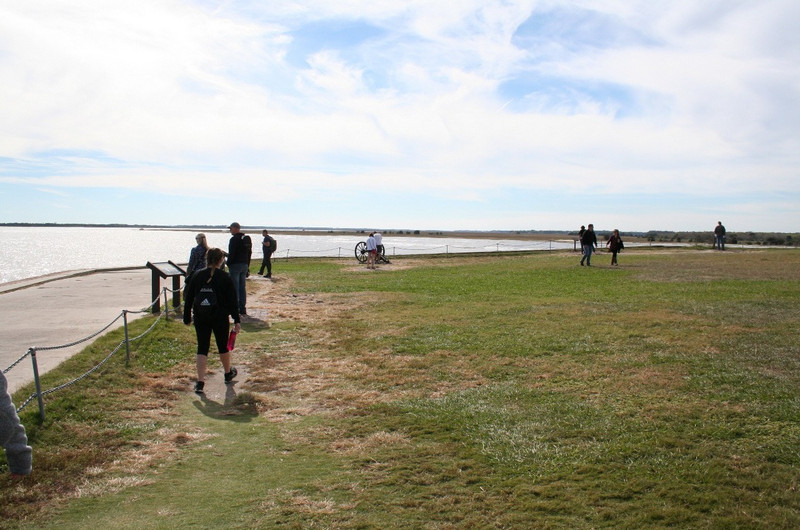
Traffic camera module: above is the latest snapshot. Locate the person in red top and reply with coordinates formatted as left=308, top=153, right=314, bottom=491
left=606, top=229, right=624, bottom=266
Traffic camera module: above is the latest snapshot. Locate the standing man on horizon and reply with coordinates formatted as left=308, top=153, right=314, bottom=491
left=227, top=222, right=252, bottom=316
left=258, top=229, right=276, bottom=278
left=714, top=221, right=726, bottom=250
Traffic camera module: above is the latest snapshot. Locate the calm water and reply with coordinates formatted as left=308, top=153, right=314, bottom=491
left=0, top=227, right=578, bottom=285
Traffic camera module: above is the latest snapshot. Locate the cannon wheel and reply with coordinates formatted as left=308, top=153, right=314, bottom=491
left=355, top=241, right=368, bottom=263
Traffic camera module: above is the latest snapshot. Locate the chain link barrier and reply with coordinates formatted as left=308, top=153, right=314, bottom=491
left=4, top=288, right=173, bottom=419
left=34, top=313, right=125, bottom=352
left=2, top=350, right=31, bottom=376
left=274, top=240, right=576, bottom=260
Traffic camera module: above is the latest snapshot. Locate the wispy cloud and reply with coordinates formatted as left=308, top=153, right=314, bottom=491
left=0, top=1, right=798, bottom=230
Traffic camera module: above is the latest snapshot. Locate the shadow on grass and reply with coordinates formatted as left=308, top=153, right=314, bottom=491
left=192, top=385, right=257, bottom=422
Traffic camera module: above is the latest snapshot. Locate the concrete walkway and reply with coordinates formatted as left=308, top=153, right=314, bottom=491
left=0, top=268, right=161, bottom=394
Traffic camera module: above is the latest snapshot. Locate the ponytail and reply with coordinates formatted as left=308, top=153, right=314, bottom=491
left=204, top=248, right=225, bottom=283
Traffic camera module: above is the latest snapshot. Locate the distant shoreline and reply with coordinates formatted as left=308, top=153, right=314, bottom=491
left=2, top=223, right=798, bottom=246
left=0, top=222, right=583, bottom=240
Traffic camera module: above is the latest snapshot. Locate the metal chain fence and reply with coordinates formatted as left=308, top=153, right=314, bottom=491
left=3, top=288, right=172, bottom=421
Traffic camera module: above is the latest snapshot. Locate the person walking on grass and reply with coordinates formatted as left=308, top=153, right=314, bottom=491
left=183, top=248, right=240, bottom=394
left=1, top=371, right=32, bottom=478
left=580, top=224, right=597, bottom=266
left=258, top=229, right=276, bottom=278
left=606, top=229, right=624, bottom=266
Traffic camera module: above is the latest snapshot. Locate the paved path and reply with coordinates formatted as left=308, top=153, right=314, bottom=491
left=0, top=268, right=160, bottom=394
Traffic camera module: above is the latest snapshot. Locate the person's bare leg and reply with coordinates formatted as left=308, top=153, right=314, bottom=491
left=219, top=352, right=232, bottom=373
left=196, top=355, right=208, bottom=382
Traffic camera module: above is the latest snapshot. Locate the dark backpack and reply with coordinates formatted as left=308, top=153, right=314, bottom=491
left=270, top=237, right=277, bottom=252
left=242, top=235, right=252, bottom=257
left=193, top=281, right=219, bottom=319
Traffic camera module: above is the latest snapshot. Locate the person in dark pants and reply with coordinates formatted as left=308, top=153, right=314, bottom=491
left=227, top=222, right=252, bottom=315
left=184, top=248, right=241, bottom=394
left=606, top=229, right=624, bottom=266
left=714, top=221, right=726, bottom=250
left=373, top=231, right=383, bottom=261
left=258, top=230, right=276, bottom=278
left=580, top=224, right=598, bottom=266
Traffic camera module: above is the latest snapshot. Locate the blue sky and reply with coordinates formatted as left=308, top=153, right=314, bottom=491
left=1, top=1, right=798, bottom=232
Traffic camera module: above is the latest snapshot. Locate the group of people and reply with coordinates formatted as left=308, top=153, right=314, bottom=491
left=365, top=231, right=383, bottom=269
left=578, top=220, right=728, bottom=266
left=1, top=218, right=735, bottom=479
left=0, top=221, right=268, bottom=477
left=182, top=222, right=275, bottom=395
left=578, top=224, right=624, bottom=267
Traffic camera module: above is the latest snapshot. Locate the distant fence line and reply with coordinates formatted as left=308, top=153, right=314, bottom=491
left=2, top=287, right=176, bottom=421
left=275, top=239, right=580, bottom=259
left=271, top=239, right=794, bottom=259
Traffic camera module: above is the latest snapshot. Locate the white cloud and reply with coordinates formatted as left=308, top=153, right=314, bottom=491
left=0, top=0, right=798, bottom=230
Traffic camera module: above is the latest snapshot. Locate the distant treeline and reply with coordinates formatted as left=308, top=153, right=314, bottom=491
left=3, top=223, right=798, bottom=246
left=638, top=231, right=799, bottom=247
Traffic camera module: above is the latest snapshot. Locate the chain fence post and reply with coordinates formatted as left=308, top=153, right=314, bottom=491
left=123, top=310, right=131, bottom=366
left=29, top=348, right=45, bottom=422
left=163, top=287, right=169, bottom=320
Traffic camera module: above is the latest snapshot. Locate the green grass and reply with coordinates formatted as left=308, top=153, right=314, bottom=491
left=2, top=249, right=800, bottom=528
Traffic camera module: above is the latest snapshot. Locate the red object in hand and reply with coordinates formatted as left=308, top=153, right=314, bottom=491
left=227, top=330, right=237, bottom=351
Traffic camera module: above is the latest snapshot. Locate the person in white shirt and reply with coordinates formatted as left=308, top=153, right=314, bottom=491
left=373, top=231, right=383, bottom=261
left=366, top=233, right=377, bottom=270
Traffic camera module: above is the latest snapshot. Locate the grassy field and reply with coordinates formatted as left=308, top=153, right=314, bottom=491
left=2, top=249, right=799, bottom=528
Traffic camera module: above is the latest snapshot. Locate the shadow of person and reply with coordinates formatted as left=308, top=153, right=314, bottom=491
left=192, top=383, right=255, bottom=423
left=240, top=310, right=269, bottom=329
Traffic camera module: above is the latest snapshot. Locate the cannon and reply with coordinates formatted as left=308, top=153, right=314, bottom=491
left=354, top=241, right=390, bottom=264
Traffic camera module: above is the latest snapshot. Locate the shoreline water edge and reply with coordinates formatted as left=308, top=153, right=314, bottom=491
left=0, top=226, right=587, bottom=285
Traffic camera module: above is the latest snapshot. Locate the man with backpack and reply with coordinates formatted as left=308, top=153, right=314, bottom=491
left=258, top=229, right=277, bottom=278
left=714, top=221, right=726, bottom=250
left=227, top=222, right=252, bottom=316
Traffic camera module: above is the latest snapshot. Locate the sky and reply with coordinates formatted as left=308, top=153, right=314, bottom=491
left=1, top=1, right=798, bottom=233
